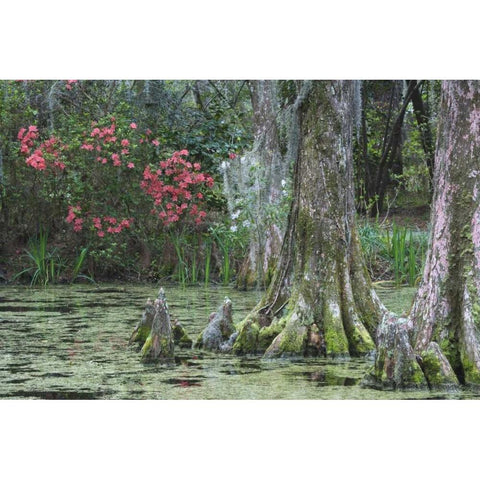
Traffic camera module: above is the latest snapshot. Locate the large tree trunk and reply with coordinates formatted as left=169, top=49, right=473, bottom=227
left=224, top=80, right=287, bottom=289
left=367, top=80, right=480, bottom=389
left=232, top=81, right=384, bottom=357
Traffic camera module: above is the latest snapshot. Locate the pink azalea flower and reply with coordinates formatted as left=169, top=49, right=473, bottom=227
left=130, top=123, right=137, bottom=129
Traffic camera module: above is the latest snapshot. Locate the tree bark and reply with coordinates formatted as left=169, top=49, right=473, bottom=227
left=129, top=287, right=192, bottom=352
left=232, top=80, right=287, bottom=289
left=368, top=80, right=480, bottom=389
left=195, top=297, right=237, bottom=352
left=232, top=81, right=384, bottom=358
left=129, top=288, right=175, bottom=363
left=374, top=81, right=419, bottom=215
left=408, top=80, right=435, bottom=186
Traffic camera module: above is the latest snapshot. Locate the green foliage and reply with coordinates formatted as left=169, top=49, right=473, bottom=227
left=13, top=230, right=63, bottom=286
left=358, top=221, right=428, bottom=286
left=0, top=80, right=254, bottom=282
left=71, top=247, right=95, bottom=284
left=209, top=223, right=248, bottom=286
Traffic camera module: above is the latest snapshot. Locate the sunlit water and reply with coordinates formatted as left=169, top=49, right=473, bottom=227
left=1, top=283, right=478, bottom=399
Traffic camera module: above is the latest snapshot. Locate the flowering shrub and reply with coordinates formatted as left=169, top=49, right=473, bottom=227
left=18, top=125, right=66, bottom=172
left=141, top=150, right=214, bottom=225
left=65, top=204, right=133, bottom=237
left=65, top=80, right=78, bottom=90
left=18, top=120, right=215, bottom=241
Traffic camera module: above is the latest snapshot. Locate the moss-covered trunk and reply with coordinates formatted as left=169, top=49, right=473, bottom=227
left=233, top=81, right=384, bottom=358
left=369, top=81, right=480, bottom=389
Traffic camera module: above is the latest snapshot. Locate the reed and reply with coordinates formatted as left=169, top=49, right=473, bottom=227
left=14, top=230, right=62, bottom=286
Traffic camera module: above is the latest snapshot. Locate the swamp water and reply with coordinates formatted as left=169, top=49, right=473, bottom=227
left=1, top=283, right=479, bottom=400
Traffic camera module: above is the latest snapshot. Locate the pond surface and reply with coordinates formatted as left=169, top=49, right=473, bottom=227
left=1, top=283, right=478, bottom=399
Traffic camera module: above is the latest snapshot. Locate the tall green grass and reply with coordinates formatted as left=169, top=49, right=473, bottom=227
left=209, top=224, right=235, bottom=286
left=203, top=234, right=213, bottom=286
left=71, top=247, right=95, bottom=284
left=13, top=230, right=63, bottom=286
left=359, top=221, right=428, bottom=287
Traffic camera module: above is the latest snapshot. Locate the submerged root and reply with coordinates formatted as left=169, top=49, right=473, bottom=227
left=195, top=297, right=237, bottom=352
left=129, top=288, right=175, bottom=363
left=363, top=313, right=459, bottom=391
left=129, top=289, right=192, bottom=351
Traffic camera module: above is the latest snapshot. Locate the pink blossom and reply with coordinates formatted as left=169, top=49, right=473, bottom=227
left=73, top=218, right=83, bottom=232
left=127, top=162, right=135, bottom=169
left=130, top=123, right=137, bottom=129
left=152, top=139, right=160, bottom=147
left=54, top=161, right=66, bottom=170
left=121, top=139, right=129, bottom=147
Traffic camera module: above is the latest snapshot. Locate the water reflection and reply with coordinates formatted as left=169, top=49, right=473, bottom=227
left=1, top=283, right=480, bottom=400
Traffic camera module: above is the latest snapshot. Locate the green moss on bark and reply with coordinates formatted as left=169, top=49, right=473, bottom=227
left=323, top=303, right=349, bottom=357
left=257, top=317, right=287, bottom=351
left=232, top=317, right=260, bottom=354
left=420, top=344, right=459, bottom=387
left=130, top=325, right=151, bottom=344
